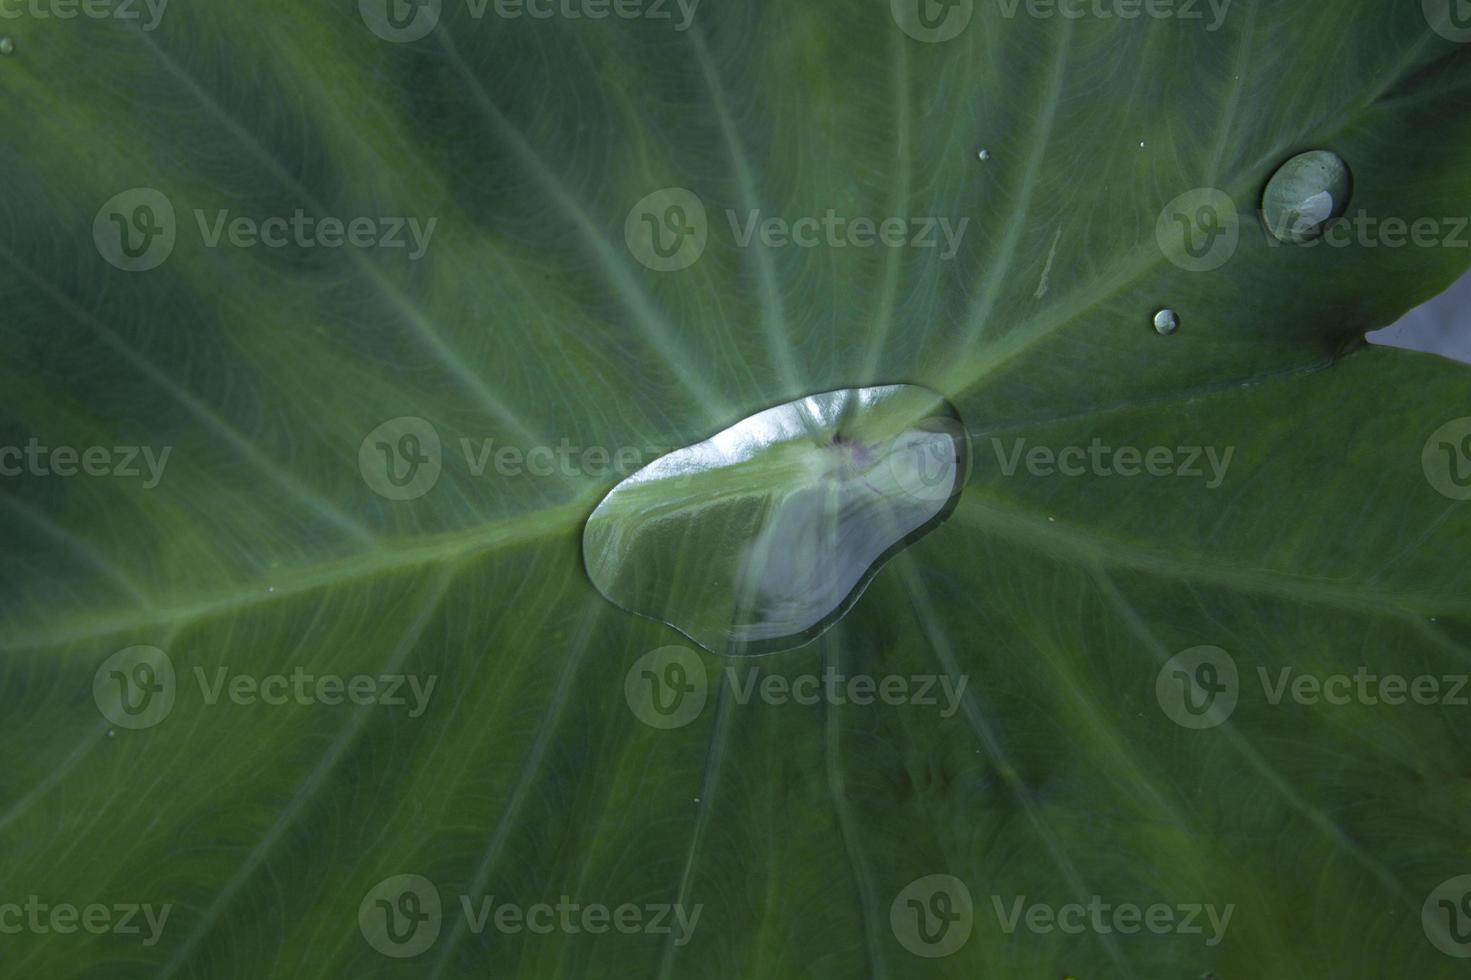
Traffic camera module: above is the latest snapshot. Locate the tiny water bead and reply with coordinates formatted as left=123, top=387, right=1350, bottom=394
left=1153, top=309, right=1180, bottom=335
left=1261, top=150, right=1352, bottom=244
left=583, top=386, right=969, bottom=655
left=976, top=148, right=991, bottom=162
left=0, top=37, right=14, bottom=56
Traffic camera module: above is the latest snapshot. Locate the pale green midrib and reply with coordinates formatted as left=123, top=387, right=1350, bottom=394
left=955, top=493, right=1471, bottom=618
left=0, top=489, right=600, bottom=652
left=942, top=24, right=1451, bottom=400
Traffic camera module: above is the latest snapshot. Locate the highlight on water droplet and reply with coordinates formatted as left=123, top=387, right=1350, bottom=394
left=1153, top=309, right=1179, bottom=335
left=1261, top=150, right=1352, bottom=244
left=582, top=385, right=969, bottom=656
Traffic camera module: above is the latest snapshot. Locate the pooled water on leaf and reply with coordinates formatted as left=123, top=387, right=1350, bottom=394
left=582, top=386, right=968, bottom=655
left=1261, top=150, right=1352, bottom=243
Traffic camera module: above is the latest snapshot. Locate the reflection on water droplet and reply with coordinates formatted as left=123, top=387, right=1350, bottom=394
left=0, top=37, right=14, bottom=56
left=1154, top=309, right=1179, bottom=335
left=583, top=385, right=969, bottom=656
left=977, top=148, right=991, bottom=161
left=1262, top=150, right=1351, bottom=244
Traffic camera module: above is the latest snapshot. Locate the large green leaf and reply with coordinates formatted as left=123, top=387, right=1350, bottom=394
left=3, top=0, right=1471, bottom=976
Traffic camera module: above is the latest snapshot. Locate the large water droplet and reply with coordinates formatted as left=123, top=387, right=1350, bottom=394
left=1261, top=150, right=1351, bottom=244
left=583, top=386, right=968, bottom=655
left=1153, top=308, right=1179, bottom=335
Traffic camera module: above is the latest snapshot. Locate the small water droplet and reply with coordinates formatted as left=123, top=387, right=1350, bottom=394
left=977, top=148, right=991, bottom=162
left=1262, top=150, right=1352, bottom=244
left=0, top=37, right=14, bottom=56
left=266, top=586, right=275, bottom=593
left=1138, top=140, right=1145, bottom=148
left=1153, top=309, right=1179, bottom=335
left=107, top=729, right=116, bottom=738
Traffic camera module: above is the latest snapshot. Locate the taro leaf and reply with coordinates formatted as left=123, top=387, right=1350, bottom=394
left=2, top=1, right=1471, bottom=977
